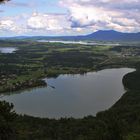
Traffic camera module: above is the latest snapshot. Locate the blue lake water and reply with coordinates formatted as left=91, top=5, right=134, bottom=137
left=0, top=47, right=17, bottom=53
left=38, top=40, right=119, bottom=46
left=1, top=68, right=134, bottom=118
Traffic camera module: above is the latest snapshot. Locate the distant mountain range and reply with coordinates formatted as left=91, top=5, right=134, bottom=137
left=85, top=30, right=140, bottom=41
left=1, top=30, right=140, bottom=42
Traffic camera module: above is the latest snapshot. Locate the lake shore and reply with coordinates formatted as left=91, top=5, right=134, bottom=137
left=4, top=65, right=140, bottom=140
left=0, top=65, right=133, bottom=94
left=1, top=68, right=135, bottom=118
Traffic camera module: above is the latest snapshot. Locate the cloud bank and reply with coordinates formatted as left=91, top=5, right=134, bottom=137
left=0, top=0, right=140, bottom=36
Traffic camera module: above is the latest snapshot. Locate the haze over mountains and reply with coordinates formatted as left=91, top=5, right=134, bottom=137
left=1, top=30, right=140, bottom=42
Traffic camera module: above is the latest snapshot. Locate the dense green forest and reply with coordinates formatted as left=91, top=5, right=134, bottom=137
left=0, top=40, right=140, bottom=139
left=0, top=40, right=140, bottom=93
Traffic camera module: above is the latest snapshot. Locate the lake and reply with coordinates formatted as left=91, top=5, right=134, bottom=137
left=0, top=47, right=17, bottom=53
left=38, top=40, right=120, bottom=46
left=1, top=68, right=134, bottom=118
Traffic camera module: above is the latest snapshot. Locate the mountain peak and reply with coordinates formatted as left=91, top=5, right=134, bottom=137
left=93, top=30, right=121, bottom=34
left=1, top=30, right=140, bottom=42
left=86, top=30, right=140, bottom=41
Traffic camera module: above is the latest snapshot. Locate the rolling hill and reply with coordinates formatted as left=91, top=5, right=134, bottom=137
left=1, top=30, right=140, bottom=42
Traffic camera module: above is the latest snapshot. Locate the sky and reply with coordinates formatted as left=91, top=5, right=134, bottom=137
left=0, top=0, right=140, bottom=37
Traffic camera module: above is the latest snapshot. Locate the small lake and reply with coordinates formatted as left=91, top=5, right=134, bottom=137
left=38, top=40, right=120, bottom=46
left=1, top=68, right=134, bottom=118
left=0, top=47, right=17, bottom=53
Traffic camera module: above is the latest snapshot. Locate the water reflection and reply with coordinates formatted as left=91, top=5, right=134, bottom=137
left=1, top=68, right=135, bottom=118
left=0, top=47, right=17, bottom=53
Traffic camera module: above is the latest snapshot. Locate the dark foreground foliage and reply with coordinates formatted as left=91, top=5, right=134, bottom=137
left=0, top=101, right=16, bottom=140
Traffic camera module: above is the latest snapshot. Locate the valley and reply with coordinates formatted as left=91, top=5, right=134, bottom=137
left=0, top=39, right=140, bottom=140
left=0, top=40, right=140, bottom=93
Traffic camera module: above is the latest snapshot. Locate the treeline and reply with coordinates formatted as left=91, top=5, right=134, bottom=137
left=123, top=62, right=140, bottom=90
left=0, top=79, right=47, bottom=93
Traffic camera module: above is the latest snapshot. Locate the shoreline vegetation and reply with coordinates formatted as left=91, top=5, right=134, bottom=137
left=1, top=64, right=139, bottom=140
left=0, top=40, right=140, bottom=139
left=0, top=40, right=139, bottom=94
left=0, top=65, right=135, bottom=94
left=0, top=66, right=129, bottom=94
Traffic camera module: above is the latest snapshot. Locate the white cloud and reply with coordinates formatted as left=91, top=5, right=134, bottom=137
left=0, top=19, right=14, bottom=30
left=60, top=0, right=140, bottom=32
left=0, top=0, right=140, bottom=36
left=0, top=17, right=28, bottom=34
left=27, top=12, right=71, bottom=31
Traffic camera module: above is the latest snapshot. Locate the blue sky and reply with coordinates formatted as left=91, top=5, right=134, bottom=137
left=1, top=0, right=67, bottom=16
left=0, top=0, right=140, bottom=36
